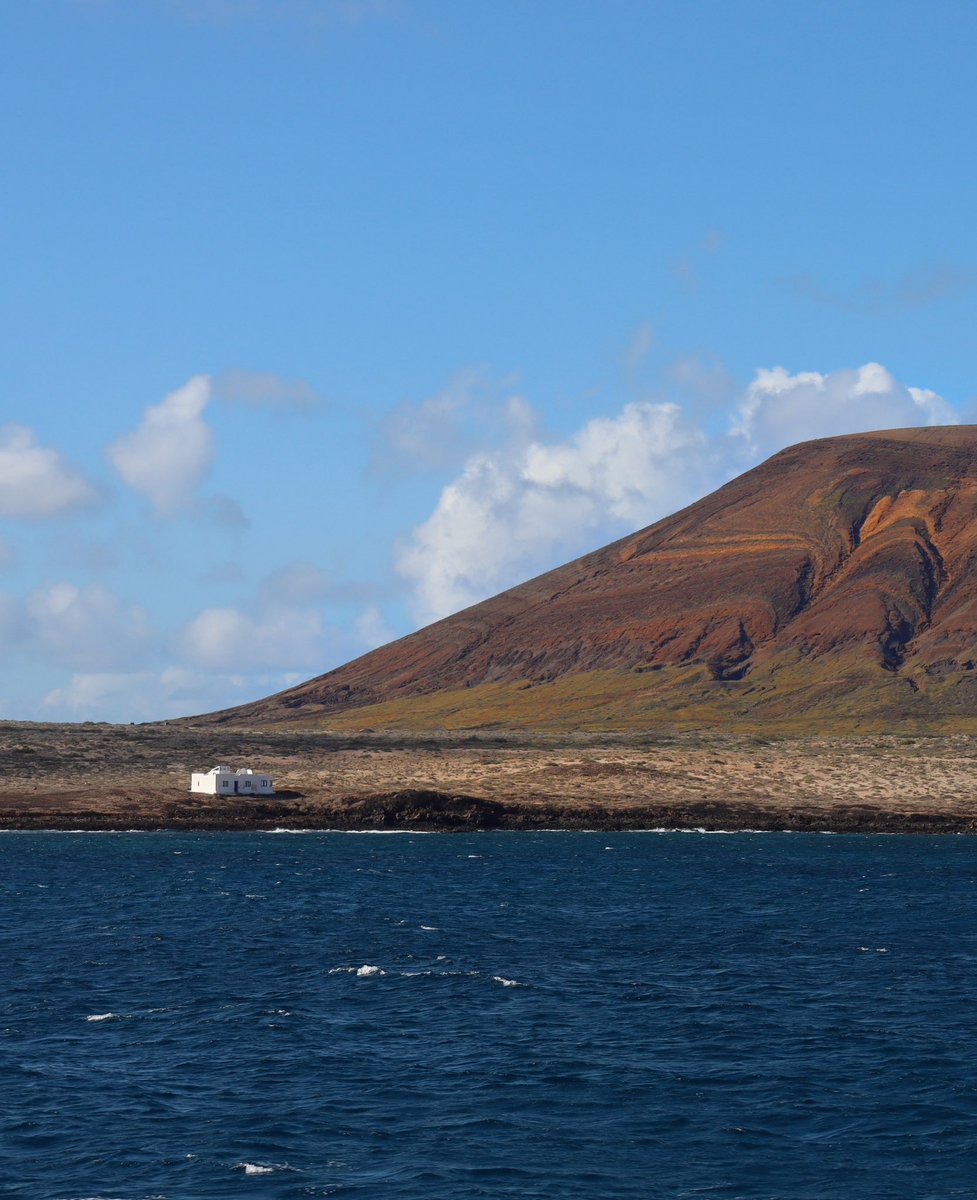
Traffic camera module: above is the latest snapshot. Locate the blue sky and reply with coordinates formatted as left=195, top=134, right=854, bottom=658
left=2, top=0, right=976, bottom=721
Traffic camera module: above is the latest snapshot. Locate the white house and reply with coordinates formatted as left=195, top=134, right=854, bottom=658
left=190, top=765, right=275, bottom=796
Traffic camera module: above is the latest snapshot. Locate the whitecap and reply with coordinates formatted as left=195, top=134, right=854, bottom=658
left=85, top=1012, right=117, bottom=1022
left=355, top=965, right=385, bottom=977
left=419, top=925, right=439, bottom=931
left=239, top=1162, right=274, bottom=1175
left=492, top=976, right=522, bottom=987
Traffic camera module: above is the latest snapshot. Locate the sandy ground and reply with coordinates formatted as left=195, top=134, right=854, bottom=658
left=1, top=721, right=977, bottom=831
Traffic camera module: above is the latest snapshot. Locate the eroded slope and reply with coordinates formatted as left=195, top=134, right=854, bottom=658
left=195, top=426, right=977, bottom=731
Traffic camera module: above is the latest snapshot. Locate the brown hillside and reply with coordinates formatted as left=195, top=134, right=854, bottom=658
left=196, top=426, right=977, bottom=733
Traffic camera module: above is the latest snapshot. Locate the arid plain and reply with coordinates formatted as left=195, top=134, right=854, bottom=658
left=3, top=721, right=977, bottom=833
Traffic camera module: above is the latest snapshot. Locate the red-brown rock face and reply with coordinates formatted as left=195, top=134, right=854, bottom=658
left=197, top=426, right=977, bottom=731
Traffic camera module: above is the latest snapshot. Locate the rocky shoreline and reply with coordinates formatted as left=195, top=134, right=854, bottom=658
left=3, top=788, right=977, bottom=834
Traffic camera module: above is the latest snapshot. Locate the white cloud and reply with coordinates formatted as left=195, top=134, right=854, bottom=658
left=398, top=400, right=711, bottom=623
left=41, top=664, right=317, bottom=722
left=176, top=605, right=330, bottom=671
left=43, top=671, right=159, bottom=719
left=26, top=582, right=152, bottom=670
left=399, top=363, right=957, bottom=624
left=106, top=375, right=213, bottom=514
left=0, top=425, right=97, bottom=518
left=734, top=362, right=958, bottom=459
left=177, top=558, right=388, bottom=684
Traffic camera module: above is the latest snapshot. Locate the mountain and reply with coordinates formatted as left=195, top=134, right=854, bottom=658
left=196, top=426, right=977, bottom=733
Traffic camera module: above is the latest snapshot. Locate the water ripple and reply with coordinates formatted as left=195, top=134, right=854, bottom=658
left=3, top=831, right=977, bottom=1197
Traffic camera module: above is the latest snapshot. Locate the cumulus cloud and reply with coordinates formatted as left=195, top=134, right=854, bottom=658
left=26, top=582, right=152, bottom=670
left=177, top=554, right=388, bottom=684
left=176, top=606, right=326, bottom=671
left=733, top=362, right=958, bottom=459
left=44, top=583, right=389, bottom=718
left=106, top=375, right=213, bottom=514
left=0, top=426, right=97, bottom=518
left=42, top=671, right=159, bottom=719
left=42, top=664, right=315, bottom=722
left=213, top=369, right=324, bottom=411
left=398, top=400, right=711, bottom=623
left=399, top=362, right=958, bottom=624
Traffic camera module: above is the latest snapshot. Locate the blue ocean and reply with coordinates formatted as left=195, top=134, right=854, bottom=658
left=4, top=831, right=977, bottom=1199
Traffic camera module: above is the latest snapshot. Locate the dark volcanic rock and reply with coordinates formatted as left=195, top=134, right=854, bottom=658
left=333, top=790, right=506, bottom=830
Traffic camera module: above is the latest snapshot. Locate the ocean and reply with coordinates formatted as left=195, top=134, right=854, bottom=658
left=3, top=830, right=977, bottom=1199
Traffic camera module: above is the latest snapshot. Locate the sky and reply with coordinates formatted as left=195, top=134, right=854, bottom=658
left=2, top=0, right=976, bottom=722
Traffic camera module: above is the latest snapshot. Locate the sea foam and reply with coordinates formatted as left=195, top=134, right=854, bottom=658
left=239, top=1162, right=274, bottom=1175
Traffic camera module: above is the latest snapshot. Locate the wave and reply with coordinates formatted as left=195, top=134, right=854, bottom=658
left=264, top=828, right=437, bottom=835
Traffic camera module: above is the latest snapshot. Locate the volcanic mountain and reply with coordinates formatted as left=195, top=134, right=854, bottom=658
left=199, top=426, right=977, bottom=733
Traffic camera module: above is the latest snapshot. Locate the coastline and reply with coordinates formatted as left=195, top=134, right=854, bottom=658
left=4, top=721, right=977, bottom=836
left=3, top=791, right=977, bottom=835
